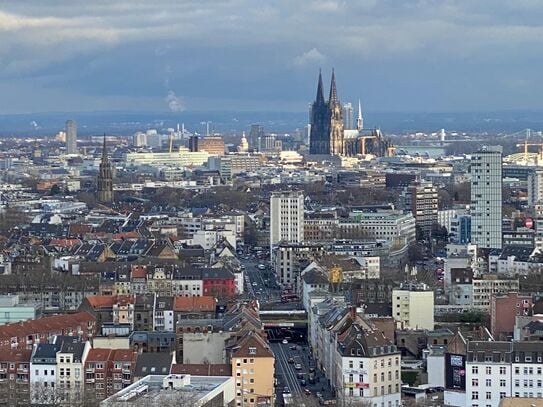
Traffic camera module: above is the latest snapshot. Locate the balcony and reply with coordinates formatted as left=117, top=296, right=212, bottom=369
left=122, top=378, right=131, bottom=385
left=85, top=378, right=95, bottom=384
left=16, top=368, right=28, bottom=374
left=122, top=368, right=131, bottom=375
left=85, top=368, right=94, bottom=373
left=0, top=368, right=6, bottom=374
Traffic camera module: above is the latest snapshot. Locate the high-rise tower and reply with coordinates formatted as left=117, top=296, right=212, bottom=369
left=65, top=119, right=77, bottom=155
left=342, top=103, right=353, bottom=130
left=470, top=146, right=502, bottom=250
left=97, top=135, right=114, bottom=203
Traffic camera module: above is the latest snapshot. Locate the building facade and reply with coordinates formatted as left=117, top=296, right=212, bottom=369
left=470, top=147, right=503, bottom=250
left=269, top=191, right=304, bottom=250
left=65, top=120, right=77, bottom=155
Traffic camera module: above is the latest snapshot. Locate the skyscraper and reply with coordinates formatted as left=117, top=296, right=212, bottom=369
left=342, top=102, right=353, bottom=130
left=65, top=119, right=77, bottom=154
left=270, top=191, right=304, bottom=251
left=309, top=70, right=344, bottom=155
left=470, top=146, right=503, bottom=250
left=249, top=124, right=264, bottom=152
left=97, top=135, right=114, bottom=203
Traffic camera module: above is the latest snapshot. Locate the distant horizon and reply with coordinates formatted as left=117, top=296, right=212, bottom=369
left=2, top=109, right=543, bottom=136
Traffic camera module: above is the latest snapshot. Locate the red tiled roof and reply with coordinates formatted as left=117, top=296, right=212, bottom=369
left=173, top=296, right=216, bottom=312
left=170, top=363, right=232, bottom=376
left=131, top=265, right=147, bottom=279
left=86, top=348, right=113, bottom=362
left=49, top=238, right=81, bottom=247
left=112, top=231, right=140, bottom=240
left=0, top=312, right=95, bottom=343
left=112, top=349, right=136, bottom=362
left=86, top=295, right=134, bottom=309
left=0, top=349, right=32, bottom=362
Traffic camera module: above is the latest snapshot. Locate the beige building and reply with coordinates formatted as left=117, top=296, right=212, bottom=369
left=472, top=275, right=519, bottom=310
left=56, top=340, right=91, bottom=404
left=392, top=283, right=434, bottom=330
left=230, top=331, right=274, bottom=407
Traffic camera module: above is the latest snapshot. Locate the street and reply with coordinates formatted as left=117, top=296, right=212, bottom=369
left=271, top=341, right=335, bottom=406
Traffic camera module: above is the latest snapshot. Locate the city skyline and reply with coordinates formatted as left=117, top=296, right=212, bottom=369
left=2, top=1, right=543, bottom=114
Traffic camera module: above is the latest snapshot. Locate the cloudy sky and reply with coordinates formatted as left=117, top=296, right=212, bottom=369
left=2, top=0, right=543, bottom=114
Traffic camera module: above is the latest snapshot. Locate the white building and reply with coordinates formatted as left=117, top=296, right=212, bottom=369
left=470, top=147, right=503, bottom=250
left=269, top=190, right=304, bottom=251
left=340, top=210, right=416, bottom=244
left=528, top=169, right=543, bottom=206
left=392, top=283, right=434, bottom=330
left=30, top=342, right=59, bottom=404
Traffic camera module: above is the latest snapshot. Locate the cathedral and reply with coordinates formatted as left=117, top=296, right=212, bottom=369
left=97, top=134, right=114, bottom=203
left=309, top=70, right=390, bottom=157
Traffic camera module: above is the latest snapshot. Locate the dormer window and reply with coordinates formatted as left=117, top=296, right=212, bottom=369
left=249, top=347, right=256, bottom=355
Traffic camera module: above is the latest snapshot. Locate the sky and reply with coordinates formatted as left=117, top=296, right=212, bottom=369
left=2, top=0, right=543, bottom=114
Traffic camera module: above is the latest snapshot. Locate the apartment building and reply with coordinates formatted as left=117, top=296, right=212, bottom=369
left=84, top=348, right=137, bottom=401
left=0, top=349, right=31, bottom=406
left=392, top=283, right=434, bottom=330
left=55, top=340, right=91, bottom=404
left=230, top=331, right=274, bottom=407
left=472, top=275, right=519, bottom=310
left=269, top=190, right=305, bottom=251
left=459, top=341, right=543, bottom=407
left=336, top=323, right=401, bottom=406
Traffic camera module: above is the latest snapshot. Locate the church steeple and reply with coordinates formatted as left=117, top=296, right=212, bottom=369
left=97, top=133, right=113, bottom=203
left=357, top=99, right=363, bottom=131
left=329, top=68, right=338, bottom=103
left=315, top=69, right=325, bottom=104
left=101, top=133, right=108, bottom=161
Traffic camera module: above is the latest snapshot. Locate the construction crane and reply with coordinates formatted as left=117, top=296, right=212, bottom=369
left=516, top=140, right=543, bottom=162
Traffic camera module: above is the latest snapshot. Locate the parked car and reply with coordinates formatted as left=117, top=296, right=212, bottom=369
left=295, top=363, right=302, bottom=370
left=282, top=339, right=288, bottom=344
left=288, top=357, right=294, bottom=364
left=304, top=388, right=311, bottom=396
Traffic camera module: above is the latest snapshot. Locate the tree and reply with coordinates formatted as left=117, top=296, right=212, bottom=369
left=49, top=184, right=61, bottom=195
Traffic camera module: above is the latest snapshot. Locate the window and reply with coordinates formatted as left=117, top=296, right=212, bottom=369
left=349, top=360, right=353, bottom=369
left=499, top=367, right=506, bottom=375
left=472, top=366, right=479, bottom=374
left=472, top=379, right=479, bottom=387
left=500, top=380, right=506, bottom=387
left=485, top=367, right=491, bottom=375
left=515, top=379, right=520, bottom=387
left=359, top=361, right=364, bottom=369
left=485, top=379, right=491, bottom=387
left=515, top=367, right=520, bottom=374
left=472, top=391, right=479, bottom=400
left=486, top=392, right=491, bottom=400
left=248, top=347, right=256, bottom=355
left=500, top=392, right=506, bottom=399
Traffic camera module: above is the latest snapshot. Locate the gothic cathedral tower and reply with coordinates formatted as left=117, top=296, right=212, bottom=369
left=309, top=70, right=344, bottom=156
left=309, top=70, right=330, bottom=155
left=328, top=69, right=344, bottom=155
left=97, top=134, right=114, bottom=203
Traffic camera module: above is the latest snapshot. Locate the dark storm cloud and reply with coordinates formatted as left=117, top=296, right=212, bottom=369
left=1, top=0, right=543, bottom=113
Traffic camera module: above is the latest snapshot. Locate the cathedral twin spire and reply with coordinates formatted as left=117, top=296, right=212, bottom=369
left=315, top=68, right=338, bottom=106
